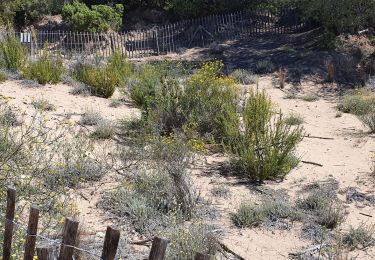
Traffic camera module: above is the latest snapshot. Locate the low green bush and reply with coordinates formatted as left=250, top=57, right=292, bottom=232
left=74, top=53, right=131, bottom=98
left=31, top=98, right=56, bottom=111
left=301, top=93, right=319, bottom=102
left=0, top=35, right=27, bottom=71
left=359, top=112, right=375, bottom=133
left=23, top=52, right=64, bottom=85
left=226, top=89, right=303, bottom=182
left=337, top=89, right=375, bottom=116
left=91, top=120, right=115, bottom=139
left=284, top=113, right=304, bottom=126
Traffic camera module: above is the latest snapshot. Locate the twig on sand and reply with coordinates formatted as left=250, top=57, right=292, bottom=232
left=360, top=212, right=373, bottom=218
left=304, top=135, right=334, bottom=140
left=219, top=242, right=246, bottom=260
left=129, top=238, right=153, bottom=245
left=301, top=160, right=323, bottom=167
left=289, top=244, right=329, bottom=258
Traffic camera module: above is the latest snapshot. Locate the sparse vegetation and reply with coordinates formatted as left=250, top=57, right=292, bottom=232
left=230, top=69, right=256, bottom=85
left=31, top=98, right=56, bottom=111
left=301, top=93, right=319, bottom=102
left=91, top=120, right=116, bottom=139
left=284, top=113, right=304, bottom=126
left=210, top=185, right=231, bottom=198
left=255, top=59, right=275, bottom=74
left=0, top=71, right=6, bottom=82
left=342, top=224, right=375, bottom=250
left=80, top=110, right=102, bottom=126
left=284, top=91, right=297, bottom=99
left=325, top=60, right=335, bottom=82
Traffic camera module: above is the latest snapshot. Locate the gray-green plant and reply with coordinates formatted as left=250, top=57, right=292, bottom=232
left=301, top=93, right=319, bottom=102
left=284, top=113, right=304, bottom=126
left=230, top=69, right=256, bottom=84
left=91, top=120, right=115, bottom=139
left=31, top=98, right=56, bottom=111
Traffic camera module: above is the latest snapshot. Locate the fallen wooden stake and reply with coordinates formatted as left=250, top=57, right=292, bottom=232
left=301, top=161, right=323, bottom=167
left=360, top=212, right=373, bottom=218
left=304, top=135, right=334, bottom=140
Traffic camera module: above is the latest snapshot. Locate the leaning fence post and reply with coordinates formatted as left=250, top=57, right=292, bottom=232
left=101, top=226, right=120, bottom=260
left=2, top=187, right=16, bottom=260
left=24, top=204, right=40, bottom=260
left=149, top=237, right=169, bottom=260
left=194, top=252, right=212, bottom=260
left=36, top=245, right=52, bottom=260
left=58, top=217, right=79, bottom=260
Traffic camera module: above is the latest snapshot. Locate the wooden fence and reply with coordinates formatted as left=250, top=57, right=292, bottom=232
left=0, top=7, right=309, bottom=59
left=1, top=187, right=212, bottom=260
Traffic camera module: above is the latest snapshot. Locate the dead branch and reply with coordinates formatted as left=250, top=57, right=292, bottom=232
left=219, top=241, right=246, bottom=260
left=360, top=212, right=373, bottom=218
left=301, top=161, right=323, bottom=167
left=304, top=135, right=334, bottom=140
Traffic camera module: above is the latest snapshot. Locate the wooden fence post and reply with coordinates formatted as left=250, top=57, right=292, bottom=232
left=101, top=226, right=120, bottom=260
left=149, top=237, right=169, bottom=260
left=23, top=204, right=40, bottom=260
left=37, top=245, right=52, bottom=260
left=58, top=217, right=79, bottom=260
left=2, top=187, right=16, bottom=260
left=194, top=252, right=212, bottom=260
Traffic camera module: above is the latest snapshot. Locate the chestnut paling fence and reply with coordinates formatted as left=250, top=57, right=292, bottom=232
left=1, top=187, right=212, bottom=260
left=0, top=7, right=310, bottom=59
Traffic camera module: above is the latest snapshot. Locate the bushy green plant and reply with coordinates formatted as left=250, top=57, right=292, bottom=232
left=301, top=93, right=319, bottom=102
left=23, top=51, right=64, bottom=85
left=0, top=35, right=27, bottom=71
left=182, top=61, right=240, bottom=142
left=74, top=52, right=131, bottom=98
left=255, top=59, right=275, bottom=74
left=80, top=110, right=102, bottom=126
left=359, top=112, right=375, bottom=133
left=62, top=1, right=124, bottom=32
left=337, top=89, right=375, bottom=116
left=226, top=89, right=303, bottom=182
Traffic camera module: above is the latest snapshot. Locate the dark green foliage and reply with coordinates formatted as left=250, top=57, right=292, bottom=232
left=0, top=35, right=27, bottom=71
left=22, top=51, right=65, bottom=85
left=62, top=1, right=124, bottom=32
left=226, top=89, right=303, bottom=182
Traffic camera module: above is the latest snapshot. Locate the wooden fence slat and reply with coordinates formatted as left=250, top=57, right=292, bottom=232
left=101, top=226, right=120, bottom=260
left=23, top=205, right=40, bottom=260
left=149, top=237, right=168, bottom=260
left=58, top=217, right=79, bottom=260
left=2, top=187, right=16, bottom=260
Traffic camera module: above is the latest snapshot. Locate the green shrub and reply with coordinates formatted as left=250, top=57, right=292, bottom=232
left=284, top=113, right=304, bottom=126
left=31, top=98, right=56, bottom=111
left=359, top=112, right=375, bottom=133
left=74, top=64, right=119, bottom=98
left=337, top=89, right=375, bottom=116
left=165, top=223, right=219, bottom=259
left=80, top=110, right=102, bottom=126
left=255, top=59, right=275, bottom=74
left=91, top=120, right=115, bottom=139
left=226, top=89, right=303, bottom=182
left=284, top=91, right=297, bottom=99
left=62, top=1, right=124, bottom=32
left=0, top=35, right=27, bottom=71
left=182, top=61, right=240, bottom=142
left=74, top=52, right=130, bottom=98
left=232, top=197, right=299, bottom=228
left=342, top=224, right=375, bottom=250
left=230, top=69, right=256, bottom=85
left=23, top=52, right=64, bottom=85
left=0, top=71, right=6, bottom=83
left=301, top=93, right=319, bottom=102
